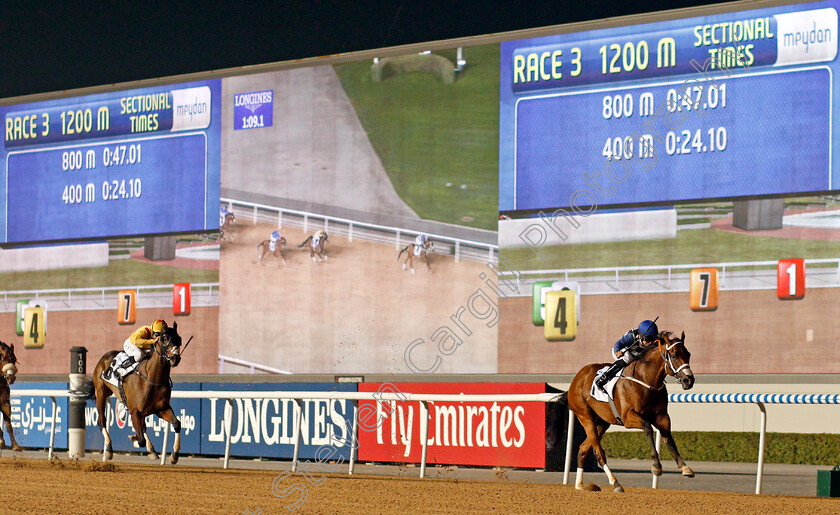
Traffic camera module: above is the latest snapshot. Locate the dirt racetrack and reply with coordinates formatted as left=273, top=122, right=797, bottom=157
left=219, top=222, right=497, bottom=374
left=4, top=458, right=838, bottom=514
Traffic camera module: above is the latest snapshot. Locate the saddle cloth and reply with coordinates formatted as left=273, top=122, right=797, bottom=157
left=219, top=214, right=226, bottom=227
left=414, top=245, right=423, bottom=257
left=269, top=240, right=277, bottom=252
left=590, top=366, right=622, bottom=402
left=101, top=352, right=138, bottom=387
left=312, top=236, right=321, bottom=248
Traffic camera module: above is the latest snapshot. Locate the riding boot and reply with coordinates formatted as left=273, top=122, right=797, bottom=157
left=596, top=361, right=627, bottom=391
left=116, top=378, right=128, bottom=406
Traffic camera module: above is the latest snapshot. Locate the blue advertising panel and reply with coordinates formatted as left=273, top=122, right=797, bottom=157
left=200, top=382, right=356, bottom=460
left=233, top=90, right=273, bottom=130
left=84, top=382, right=201, bottom=454
left=500, top=1, right=840, bottom=213
left=0, top=79, right=221, bottom=244
left=8, top=382, right=68, bottom=448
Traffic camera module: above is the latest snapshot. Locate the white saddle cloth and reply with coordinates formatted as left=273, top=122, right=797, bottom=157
left=414, top=245, right=423, bottom=257
left=102, top=352, right=138, bottom=387
left=269, top=240, right=277, bottom=252
left=590, top=366, right=622, bottom=402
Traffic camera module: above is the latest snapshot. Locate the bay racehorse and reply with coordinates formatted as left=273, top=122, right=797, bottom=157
left=563, top=331, right=695, bottom=492
left=298, top=231, right=328, bottom=262
left=220, top=212, right=236, bottom=241
left=0, top=341, right=19, bottom=451
left=75, top=323, right=186, bottom=463
left=257, top=236, right=287, bottom=266
left=398, top=240, right=433, bottom=274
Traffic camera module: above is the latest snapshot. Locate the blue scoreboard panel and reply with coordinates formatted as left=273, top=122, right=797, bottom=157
left=499, top=1, right=840, bottom=214
left=0, top=80, right=221, bottom=244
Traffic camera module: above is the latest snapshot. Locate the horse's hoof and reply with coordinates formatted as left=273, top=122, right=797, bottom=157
left=149, top=452, right=159, bottom=460
left=613, top=484, right=625, bottom=493
left=575, top=482, right=601, bottom=492
left=681, top=466, right=695, bottom=478
left=651, top=465, right=663, bottom=476
left=104, top=451, right=113, bottom=461
left=411, top=269, right=415, bottom=275
left=11, top=445, right=22, bottom=452
left=171, top=452, right=179, bottom=465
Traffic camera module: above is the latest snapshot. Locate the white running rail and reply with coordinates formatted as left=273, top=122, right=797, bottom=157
left=222, top=197, right=497, bottom=264
left=217, top=355, right=292, bottom=375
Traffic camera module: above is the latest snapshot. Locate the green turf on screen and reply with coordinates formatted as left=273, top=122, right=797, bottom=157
left=334, top=45, right=500, bottom=231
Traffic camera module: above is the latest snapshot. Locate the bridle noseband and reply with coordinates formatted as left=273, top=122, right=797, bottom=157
left=658, top=339, right=689, bottom=377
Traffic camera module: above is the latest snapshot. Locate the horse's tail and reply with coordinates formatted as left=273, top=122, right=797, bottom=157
left=555, top=390, right=568, bottom=405
left=297, top=236, right=312, bottom=248
left=71, top=376, right=96, bottom=400
left=257, top=240, right=265, bottom=249
left=397, top=245, right=409, bottom=260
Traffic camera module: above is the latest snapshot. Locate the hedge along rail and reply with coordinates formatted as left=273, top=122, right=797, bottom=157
left=221, top=197, right=498, bottom=264
left=561, top=393, right=840, bottom=494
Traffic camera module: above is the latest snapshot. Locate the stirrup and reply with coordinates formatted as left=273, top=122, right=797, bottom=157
left=117, top=380, right=128, bottom=406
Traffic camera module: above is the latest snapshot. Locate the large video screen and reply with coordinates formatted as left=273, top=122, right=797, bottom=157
left=1, top=80, right=221, bottom=244
left=499, top=2, right=839, bottom=214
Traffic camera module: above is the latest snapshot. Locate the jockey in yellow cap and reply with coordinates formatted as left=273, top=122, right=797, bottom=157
left=116, top=319, right=167, bottom=380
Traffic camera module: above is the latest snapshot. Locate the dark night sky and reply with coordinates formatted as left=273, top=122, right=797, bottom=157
left=0, top=1, right=734, bottom=99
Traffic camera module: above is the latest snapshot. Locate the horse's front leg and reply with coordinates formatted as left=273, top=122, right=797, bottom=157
left=654, top=412, right=694, bottom=477
left=0, top=397, right=21, bottom=451
left=157, top=406, right=182, bottom=464
left=624, top=410, right=662, bottom=476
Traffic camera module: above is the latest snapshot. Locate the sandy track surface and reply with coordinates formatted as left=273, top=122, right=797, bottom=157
left=219, top=222, right=497, bottom=374
left=3, top=457, right=838, bottom=514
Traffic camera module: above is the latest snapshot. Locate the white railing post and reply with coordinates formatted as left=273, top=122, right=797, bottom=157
left=161, top=423, right=170, bottom=466
left=303, top=215, right=308, bottom=234
left=223, top=399, right=234, bottom=469
left=48, top=396, right=57, bottom=460
left=278, top=210, right=283, bottom=229
left=250, top=365, right=255, bottom=374
left=721, top=265, right=726, bottom=288
left=324, top=219, right=329, bottom=234
left=420, top=401, right=429, bottom=478
left=756, top=402, right=767, bottom=494
left=455, top=241, right=460, bottom=263
left=396, top=230, right=401, bottom=250
left=348, top=400, right=359, bottom=475
left=348, top=223, right=354, bottom=242
left=292, top=399, right=303, bottom=473
left=252, top=205, right=258, bottom=224
left=488, top=247, right=493, bottom=262
left=562, top=408, right=575, bottom=485
left=652, top=429, right=662, bottom=488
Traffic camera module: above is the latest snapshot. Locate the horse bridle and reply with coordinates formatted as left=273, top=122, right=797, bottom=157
left=154, top=334, right=180, bottom=365
left=658, top=338, right=690, bottom=377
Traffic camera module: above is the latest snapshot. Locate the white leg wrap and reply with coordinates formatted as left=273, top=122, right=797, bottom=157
left=575, top=467, right=583, bottom=487
left=174, top=432, right=181, bottom=453
left=603, top=463, right=617, bottom=485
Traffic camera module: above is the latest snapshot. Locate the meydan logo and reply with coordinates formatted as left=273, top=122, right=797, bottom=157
left=234, top=90, right=273, bottom=114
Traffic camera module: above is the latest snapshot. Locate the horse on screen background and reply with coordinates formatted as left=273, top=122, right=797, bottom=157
left=562, top=331, right=695, bottom=492
left=397, top=240, right=433, bottom=274
left=74, top=323, right=187, bottom=464
left=257, top=236, right=287, bottom=266
left=298, top=232, right=328, bottom=262
left=0, top=341, right=19, bottom=451
left=220, top=212, right=236, bottom=241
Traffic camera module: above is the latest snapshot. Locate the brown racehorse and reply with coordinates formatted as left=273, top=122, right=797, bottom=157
left=397, top=240, right=433, bottom=274
left=298, top=232, right=328, bottom=262
left=75, top=323, right=185, bottom=463
left=0, top=341, right=20, bottom=451
left=257, top=236, right=287, bottom=266
left=564, top=331, right=695, bottom=492
left=220, top=212, right=236, bottom=241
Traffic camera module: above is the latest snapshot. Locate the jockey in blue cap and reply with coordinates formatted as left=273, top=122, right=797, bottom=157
left=595, top=319, right=660, bottom=392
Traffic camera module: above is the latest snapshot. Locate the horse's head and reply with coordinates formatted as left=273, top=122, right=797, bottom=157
left=0, top=341, right=18, bottom=384
left=280, top=236, right=287, bottom=248
left=155, top=322, right=182, bottom=368
left=658, top=331, right=694, bottom=390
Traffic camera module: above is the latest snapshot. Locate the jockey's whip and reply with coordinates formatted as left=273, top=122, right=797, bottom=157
left=181, top=336, right=194, bottom=355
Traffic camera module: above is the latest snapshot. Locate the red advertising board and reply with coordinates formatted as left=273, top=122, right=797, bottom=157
left=357, top=383, right=545, bottom=468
